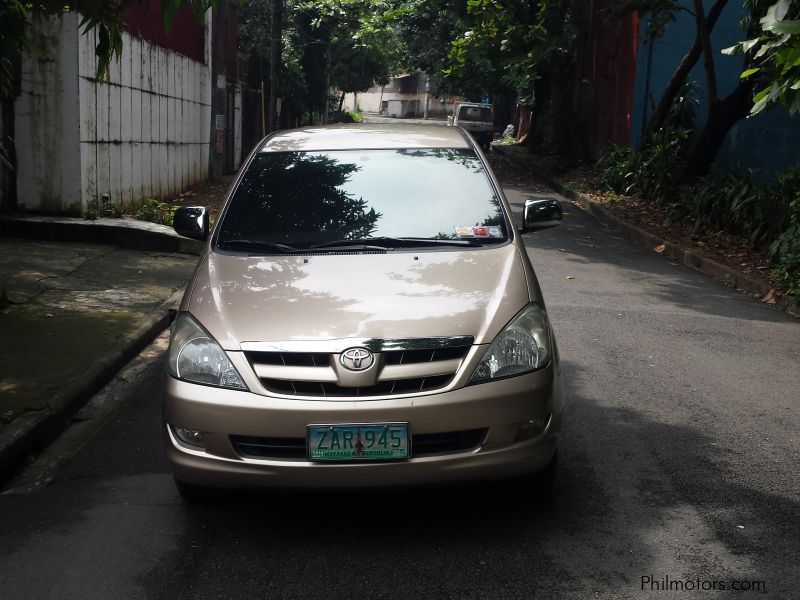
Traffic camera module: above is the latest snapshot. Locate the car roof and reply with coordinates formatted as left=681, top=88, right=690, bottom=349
left=257, top=124, right=472, bottom=153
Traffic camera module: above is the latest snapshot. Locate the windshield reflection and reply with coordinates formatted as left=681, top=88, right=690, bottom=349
left=217, top=149, right=506, bottom=249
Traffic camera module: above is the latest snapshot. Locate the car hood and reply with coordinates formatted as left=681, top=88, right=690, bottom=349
left=187, top=245, right=531, bottom=350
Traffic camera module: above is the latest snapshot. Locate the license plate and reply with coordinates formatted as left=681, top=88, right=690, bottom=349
left=307, top=423, right=410, bottom=462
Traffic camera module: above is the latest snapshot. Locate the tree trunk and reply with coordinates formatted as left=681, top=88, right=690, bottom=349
left=641, top=0, right=728, bottom=142
left=268, top=0, right=283, bottom=133
left=683, top=81, right=754, bottom=180
left=337, top=91, right=346, bottom=114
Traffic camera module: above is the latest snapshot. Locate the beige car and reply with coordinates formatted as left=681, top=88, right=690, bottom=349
left=166, top=124, right=563, bottom=502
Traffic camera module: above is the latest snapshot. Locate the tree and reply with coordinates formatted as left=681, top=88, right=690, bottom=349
left=618, top=1, right=786, bottom=179
left=442, top=0, right=578, bottom=152
left=724, top=0, right=800, bottom=115
left=624, top=0, right=731, bottom=141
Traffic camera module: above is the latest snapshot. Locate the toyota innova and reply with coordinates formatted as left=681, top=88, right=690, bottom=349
left=166, top=124, right=563, bottom=501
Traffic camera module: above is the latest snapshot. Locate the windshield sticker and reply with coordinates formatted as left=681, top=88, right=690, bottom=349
left=454, top=226, right=504, bottom=238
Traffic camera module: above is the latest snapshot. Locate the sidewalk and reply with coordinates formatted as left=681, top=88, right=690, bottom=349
left=0, top=216, right=200, bottom=483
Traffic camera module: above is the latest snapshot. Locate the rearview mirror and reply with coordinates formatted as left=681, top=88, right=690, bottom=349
left=173, top=206, right=209, bottom=241
left=522, top=197, right=562, bottom=232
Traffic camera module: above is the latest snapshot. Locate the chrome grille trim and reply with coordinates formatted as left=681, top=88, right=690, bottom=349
left=243, top=339, right=473, bottom=398
left=240, top=336, right=474, bottom=354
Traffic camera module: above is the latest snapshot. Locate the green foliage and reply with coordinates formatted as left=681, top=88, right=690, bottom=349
left=135, top=198, right=179, bottom=225
left=84, top=196, right=122, bottom=221
left=445, top=0, right=576, bottom=104
left=770, top=167, right=800, bottom=295
left=598, top=145, right=639, bottom=195
left=666, top=170, right=786, bottom=249
left=240, top=1, right=400, bottom=122
left=598, top=129, right=691, bottom=203
left=345, top=110, right=363, bottom=122
left=723, top=0, right=800, bottom=115
left=771, top=209, right=800, bottom=295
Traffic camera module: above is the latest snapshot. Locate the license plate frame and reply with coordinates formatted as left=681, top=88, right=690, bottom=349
left=307, top=422, right=411, bottom=462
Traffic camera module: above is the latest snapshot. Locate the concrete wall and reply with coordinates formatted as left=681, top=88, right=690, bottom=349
left=77, top=13, right=212, bottom=212
left=15, top=13, right=82, bottom=214
left=15, top=10, right=216, bottom=215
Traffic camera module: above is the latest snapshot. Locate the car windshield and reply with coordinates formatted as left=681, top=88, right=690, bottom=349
left=457, top=106, right=492, bottom=122
left=216, top=148, right=508, bottom=249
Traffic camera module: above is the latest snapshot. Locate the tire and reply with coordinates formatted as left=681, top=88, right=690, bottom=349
left=174, top=477, right=227, bottom=504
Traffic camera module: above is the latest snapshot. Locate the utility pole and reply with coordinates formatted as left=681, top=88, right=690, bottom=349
left=268, top=0, right=283, bottom=133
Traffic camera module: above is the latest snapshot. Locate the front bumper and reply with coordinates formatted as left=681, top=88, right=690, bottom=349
left=164, top=364, right=562, bottom=489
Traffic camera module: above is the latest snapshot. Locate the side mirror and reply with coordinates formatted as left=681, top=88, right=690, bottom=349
left=522, top=197, right=562, bottom=232
left=447, top=115, right=454, bottom=126
left=173, top=206, right=209, bottom=240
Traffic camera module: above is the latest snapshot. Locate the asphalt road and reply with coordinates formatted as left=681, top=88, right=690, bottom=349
left=1, top=181, right=799, bottom=599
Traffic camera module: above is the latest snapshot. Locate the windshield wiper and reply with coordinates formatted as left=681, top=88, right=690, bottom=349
left=217, top=239, right=299, bottom=253
left=307, top=237, right=485, bottom=250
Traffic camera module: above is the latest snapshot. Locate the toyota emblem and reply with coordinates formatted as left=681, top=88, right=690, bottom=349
left=340, top=347, right=374, bottom=371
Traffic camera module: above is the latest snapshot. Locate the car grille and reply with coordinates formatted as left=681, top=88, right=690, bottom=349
left=231, top=428, right=487, bottom=460
left=244, top=344, right=472, bottom=398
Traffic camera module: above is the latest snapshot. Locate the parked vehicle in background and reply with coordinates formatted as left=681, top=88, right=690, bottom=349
left=166, top=124, right=563, bottom=502
left=447, top=102, right=496, bottom=151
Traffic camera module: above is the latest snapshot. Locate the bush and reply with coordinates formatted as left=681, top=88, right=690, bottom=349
left=135, top=198, right=179, bottom=225
left=770, top=170, right=800, bottom=296
left=598, top=145, right=639, bottom=195
left=84, top=196, right=122, bottom=220
left=598, top=129, right=691, bottom=204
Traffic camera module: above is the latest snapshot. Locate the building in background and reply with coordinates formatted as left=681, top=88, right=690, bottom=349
left=13, top=1, right=242, bottom=216
left=345, top=73, right=449, bottom=120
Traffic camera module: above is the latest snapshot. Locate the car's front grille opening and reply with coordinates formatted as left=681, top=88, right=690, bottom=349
left=231, top=436, right=306, bottom=459
left=230, top=428, right=487, bottom=460
left=412, top=428, right=486, bottom=455
left=382, top=346, right=470, bottom=365
left=259, top=375, right=452, bottom=397
left=247, top=352, right=331, bottom=367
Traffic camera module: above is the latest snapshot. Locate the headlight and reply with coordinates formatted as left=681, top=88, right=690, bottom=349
left=468, top=303, right=552, bottom=384
left=167, top=312, right=248, bottom=390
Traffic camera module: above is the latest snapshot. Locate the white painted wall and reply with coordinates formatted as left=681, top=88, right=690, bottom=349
left=15, top=10, right=213, bottom=214
left=77, top=17, right=212, bottom=212
left=15, top=13, right=82, bottom=213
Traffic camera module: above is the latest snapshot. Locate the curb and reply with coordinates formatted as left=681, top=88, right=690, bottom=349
left=493, top=145, right=800, bottom=315
left=0, top=215, right=202, bottom=255
left=0, top=289, right=182, bottom=485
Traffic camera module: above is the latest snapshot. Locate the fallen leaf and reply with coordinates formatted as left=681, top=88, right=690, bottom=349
left=654, top=244, right=666, bottom=254
left=558, top=248, right=567, bottom=252
left=762, top=289, right=777, bottom=304
left=669, top=261, right=679, bottom=267
left=565, top=275, right=575, bottom=280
